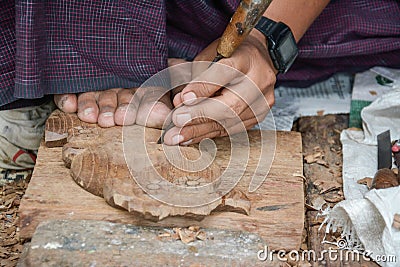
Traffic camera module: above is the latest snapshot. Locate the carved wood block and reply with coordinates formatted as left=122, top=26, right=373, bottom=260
left=46, top=111, right=251, bottom=221
left=20, top=110, right=304, bottom=250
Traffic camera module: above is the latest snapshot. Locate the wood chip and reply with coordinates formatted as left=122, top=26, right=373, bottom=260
left=393, top=214, right=400, bottom=230
left=177, top=228, right=196, bottom=244
left=357, top=177, right=373, bottom=189
left=324, top=194, right=344, bottom=203
left=196, top=231, right=207, bottom=241
left=0, top=178, right=28, bottom=265
left=314, top=179, right=341, bottom=194
left=304, top=152, right=322, bottom=164
left=188, top=226, right=200, bottom=232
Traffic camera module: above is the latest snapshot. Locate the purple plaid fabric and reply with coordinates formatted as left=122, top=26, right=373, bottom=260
left=1, top=0, right=400, bottom=109
left=279, top=0, right=400, bottom=87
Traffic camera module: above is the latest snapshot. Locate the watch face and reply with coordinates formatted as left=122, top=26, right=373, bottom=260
left=277, top=34, right=297, bottom=63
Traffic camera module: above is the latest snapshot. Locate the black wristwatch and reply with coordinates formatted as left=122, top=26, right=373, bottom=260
left=254, top=16, right=298, bottom=74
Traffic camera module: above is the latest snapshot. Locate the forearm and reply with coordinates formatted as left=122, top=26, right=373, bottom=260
left=264, top=0, right=330, bottom=42
left=251, top=0, right=330, bottom=43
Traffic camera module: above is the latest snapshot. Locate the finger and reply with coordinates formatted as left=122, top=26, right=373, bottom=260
left=54, top=94, right=77, bottom=113
left=173, top=77, right=274, bottom=128
left=173, top=60, right=244, bottom=106
left=188, top=116, right=259, bottom=145
left=77, top=92, right=100, bottom=124
left=97, top=90, right=118, bottom=127
left=115, top=88, right=138, bottom=126
left=172, top=89, right=247, bottom=128
left=136, top=87, right=172, bottom=129
left=166, top=115, right=260, bottom=146
left=163, top=120, right=225, bottom=146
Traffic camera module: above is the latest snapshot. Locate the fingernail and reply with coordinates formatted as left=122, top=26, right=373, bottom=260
left=83, top=108, right=94, bottom=116
left=102, top=112, right=114, bottom=117
left=117, top=104, right=128, bottom=111
left=176, top=113, right=191, bottom=126
left=172, top=135, right=184, bottom=145
left=181, top=139, right=193, bottom=146
left=183, top=92, right=197, bottom=104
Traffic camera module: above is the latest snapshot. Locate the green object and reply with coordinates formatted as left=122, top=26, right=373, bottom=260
left=349, top=100, right=372, bottom=129
left=375, top=75, right=393, bottom=86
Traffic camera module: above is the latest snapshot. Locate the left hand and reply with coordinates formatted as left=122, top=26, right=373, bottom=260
left=163, top=31, right=277, bottom=145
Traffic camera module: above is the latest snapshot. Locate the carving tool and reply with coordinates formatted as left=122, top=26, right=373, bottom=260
left=158, top=0, right=273, bottom=144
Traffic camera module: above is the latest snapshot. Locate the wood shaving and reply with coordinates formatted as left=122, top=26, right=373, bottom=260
left=167, top=226, right=207, bottom=244
left=357, top=177, right=373, bottom=189
left=393, top=214, right=400, bottom=230
left=0, top=177, right=30, bottom=267
left=304, top=148, right=329, bottom=168
left=324, top=194, right=344, bottom=203
left=314, top=179, right=341, bottom=194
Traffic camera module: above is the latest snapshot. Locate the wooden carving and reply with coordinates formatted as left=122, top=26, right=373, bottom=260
left=45, top=110, right=251, bottom=221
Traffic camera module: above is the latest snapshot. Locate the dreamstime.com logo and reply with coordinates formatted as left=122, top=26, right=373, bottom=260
left=257, top=239, right=398, bottom=263
left=122, top=61, right=277, bottom=207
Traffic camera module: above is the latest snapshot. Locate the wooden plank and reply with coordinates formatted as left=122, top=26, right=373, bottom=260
left=19, top=125, right=304, bottom=251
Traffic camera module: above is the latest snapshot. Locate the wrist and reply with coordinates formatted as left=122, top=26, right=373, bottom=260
left=249, top=28, right=268, bottom=49
left=253, top=17, right=298, bottom=74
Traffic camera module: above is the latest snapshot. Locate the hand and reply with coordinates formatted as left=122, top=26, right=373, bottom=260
left=163, top=31, right=277, bottom=145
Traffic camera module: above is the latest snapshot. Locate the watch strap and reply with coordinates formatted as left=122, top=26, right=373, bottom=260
left=254, top=16, right=276, bottom=38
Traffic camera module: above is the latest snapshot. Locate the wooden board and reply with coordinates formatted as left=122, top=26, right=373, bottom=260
left=19, top=129, right=304, bottom=251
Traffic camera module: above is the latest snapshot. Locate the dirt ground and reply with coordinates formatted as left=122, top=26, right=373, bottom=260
left=0, top=176, right=30, bottom=267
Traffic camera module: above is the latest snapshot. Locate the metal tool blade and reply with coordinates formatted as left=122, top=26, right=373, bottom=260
left=377, top=130, right=392, bottom=169
left=157, top=121, right=176, bottom=144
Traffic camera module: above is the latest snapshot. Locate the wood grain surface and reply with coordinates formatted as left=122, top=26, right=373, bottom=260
left=19, top=111, right=304, bottom=251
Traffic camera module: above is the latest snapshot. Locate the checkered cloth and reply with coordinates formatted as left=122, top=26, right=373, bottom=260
left=1, top=0, right=400, bottom=109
